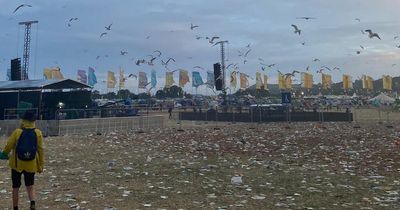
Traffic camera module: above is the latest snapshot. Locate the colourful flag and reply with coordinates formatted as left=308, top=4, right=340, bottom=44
left=179, top=70, right=190, bottom=87
left=362, top=75, right=368, bottom=89
left=239, top=73, right=249, bottom=89
left=192, top=71, right=204, bottom=88
left=77, top=70, right=87, bottom=84
left=301, top=72, right=313, bottom=89
left=285, top=75, right=292, bottom=89
left=88, top=67, right=97, bottom=87
left=230, top=71, right=237, bottom=88
left=256, top=72, right=263, bottom=90
left=367, top=76, right=374, bottom=90
left=322, top=73, right=332, bottom=89
left=263, top=74, right=268, bottom=90
left=278, top=73, right=286, bottom=90
left=383, top=75, right=392, bottom=90
left=119, top=69, right=126, bottom=88
left=165, top=72, right=174, bottom=88
left=44, top=67, right=64, bottom=80
left=107, top=71, right=116, bottom=88
left=342, top=74, right=353, bottom=90
left=206, top=71, right=215, bottom=88
left=151, top=70, right=157, bottom=88
left=138, top=72, right=148, bottom=89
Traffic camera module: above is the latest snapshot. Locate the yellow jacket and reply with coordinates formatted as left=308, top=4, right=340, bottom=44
left=2, top=120, right=44, bottom=173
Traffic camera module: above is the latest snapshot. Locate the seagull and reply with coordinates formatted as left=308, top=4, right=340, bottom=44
left=206, top=36, right=220, bottom=44
left=244, top=49, right=251, bottom=57
left=332, top=67, right=340, bottom=71
left=365, top=29, right=381, bottom=40
left=153, top=50, right=162, bottom=57
left=226, top=63, right=234, bottom=69
left=146, top=36, right=151, bottom=39
left=285, top=71, right=299, bottom=79
left=396, top=45, right=400, bottom=48
left=105, top=24, right=112, bottom=31
left=212, top=40, right=228, bottom=47
left=120, top=51, right=128, bottom=56
left=148, top=57, right=157, bottom=65
left=313, top=58, right=320, bottom=62
left=258, top=58, right=264, bottom=62
left=190, top=23, right=199, bottom=30
left=296, top=17, right=316, bottom=20
left=356, top=51, right=361, bottom=54
left=128, top=74, right=137, bottom=79
left=238, top=50, right=243, bottom=57
left=301, top=42, right=305, bottom=46
left=316, top=69, right=324, bottom=74
left=395, top=36, right=399, bottom=40
left=267, top=63, right=276, bottom=68
left=261, top=66, right=266, bottom=71
left=291, top=24, right=301, bottom=35
left=162, top=58, right=175, bottom=66
left=195, top=35, right=202, bottom=40
left=193, top=66, right=204, bottom=70
left=100, top=32, right=107, bottom=38
left=306, top=66, right=310, bottom=71
left=360, top=45, right=365, bottom=50
left=243, top=60, right=247, bottom=64
left=355, top=18, right=361, bottom=22
left=69, top=17, right=78, bottom=22
left=13, top=4, right=32, bottom=14
left=321, top=66, right=332, bottom=71
left=246, top=43, right=251, bottom=48
left=96, top=55, right=100, bottom=60
left=392, top=64, right=397, bottom=67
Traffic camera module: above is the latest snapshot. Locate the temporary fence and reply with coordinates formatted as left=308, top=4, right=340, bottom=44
left=0, top=115, right=164, bottom=137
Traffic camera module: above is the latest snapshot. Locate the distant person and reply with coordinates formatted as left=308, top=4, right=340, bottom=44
left=168, top=107, right=173, bottom=119
left=0, top=111, right=44, bottom=210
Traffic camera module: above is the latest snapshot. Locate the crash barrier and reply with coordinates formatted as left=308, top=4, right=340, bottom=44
left=0, top=115, right=164, bottom=136
left=178, top=109, right=353, bottom=123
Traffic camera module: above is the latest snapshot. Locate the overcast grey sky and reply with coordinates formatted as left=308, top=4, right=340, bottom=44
left=1, top=0, right=400, bottom=93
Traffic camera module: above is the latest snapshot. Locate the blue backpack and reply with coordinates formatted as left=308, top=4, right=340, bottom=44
left=16, top=129, right=38, bottom=161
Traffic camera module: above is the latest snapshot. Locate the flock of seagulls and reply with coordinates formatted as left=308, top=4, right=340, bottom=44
left=7, top=3, right=400, bottom=88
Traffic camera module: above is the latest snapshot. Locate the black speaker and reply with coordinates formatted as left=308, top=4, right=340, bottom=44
left=11, top=58, right=21, bottom=81
left=213, top=63, right=223, bottom=90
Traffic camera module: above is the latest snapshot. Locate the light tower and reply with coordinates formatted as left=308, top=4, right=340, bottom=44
left=217, top=41, right=228, bottom=105
left=19, top=20, right=38, bottom=80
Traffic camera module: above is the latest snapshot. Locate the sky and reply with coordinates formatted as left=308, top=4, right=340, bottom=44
left=1, top=0, right=400, bottom=94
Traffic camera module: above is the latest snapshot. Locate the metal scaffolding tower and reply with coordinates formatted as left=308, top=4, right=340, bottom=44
left=218, top=41, right=228, bottom=105
left=19, top=20, right=38, bottom=80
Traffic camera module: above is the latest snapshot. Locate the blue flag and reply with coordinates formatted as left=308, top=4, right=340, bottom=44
left=192, top=71, right=204, bottom=88
left=206, top=71, right=215, bottom=88
left=88, top=67, right=97, bottom=87
left=151, top=70, right=157, bottom=88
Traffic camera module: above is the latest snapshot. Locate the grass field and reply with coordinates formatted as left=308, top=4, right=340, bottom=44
left=0, top=111, right=399, bottom=209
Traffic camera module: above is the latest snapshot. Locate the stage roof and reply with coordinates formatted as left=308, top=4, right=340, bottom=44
left=0, top=79, right=91, bottom=91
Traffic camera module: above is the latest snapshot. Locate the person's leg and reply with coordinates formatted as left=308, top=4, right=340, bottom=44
left=23, top=171, right=36, bottom=209
left=11, top=169, right=22, bottom=209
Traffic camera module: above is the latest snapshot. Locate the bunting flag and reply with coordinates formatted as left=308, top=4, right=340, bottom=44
left=367, top=75, right=374, bottom=90
left=88, top=67, right=97, bottom=87
left=192, top=71, right=204, bottom=88
left=138, top=72, right=148, bottom=89
left=206, top=71, right=215, bottom=88
left=119, top=69, right=126, bottom=88
left=239, top=73, right=249, bottom=89
left=301, top=72, right=313, bottom=89
left=107, top=71, right=116, bottom=88
left=165, top=72, right=174, bottom=88
left=362, top=75, right=368, bottom=89
left=278, top=73, right=286, bottom=90
left=179, top=69, right=190, bottom=87
left=256, top=72, right=263, bottom=90
left=322, top=73, right=332, bottom=89
left=342, top=74, right=353, bottom=90
left=43, top=67, right=64, bottom=80
left=230, top=71, right=237, bottom=88
left=151, top=70, right=157, bottom=88
left=382, top=75, right=393, bottom=90
left=263, top=74, right=268, bottom=90
left=285, top=75, right=292, bottom=89
left=77, top=70, right=87, bottom=84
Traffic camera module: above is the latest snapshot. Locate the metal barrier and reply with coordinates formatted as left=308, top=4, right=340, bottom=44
left=0, top=115, right=164, bottom=137
left=4, top=108, right=38, bottom=120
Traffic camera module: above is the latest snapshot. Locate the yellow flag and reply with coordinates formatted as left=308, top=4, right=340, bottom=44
left=278, top=73, right=286, bottom=90
left=367, top=76, right=374, bottom=90
left=107, top=71, right=116, bottom=88
left=362, top=75, right=367, bottom=89
left=383, top=75, right=392, bottom=90
left=239, top=73, right=249, bottom=89
left=322, top=73, right=332, bottom=89
left=119, top=69, right=125, bottom=88
left=263, top=74, right=268, bottom=90
left=43, top=68, right=52, bottom=79
left=230, top=71, right=237, bottom=88
left=301, top=72, right=313, bottom=89
left=342, top=74, right=352, bottom=90
left=256, top=72, right=263, bottom=90
left=179, top=70, right=189, bottom=87
left=285, top=76, right=292, bottom=89
left=165, top=72, right=174, bottom=88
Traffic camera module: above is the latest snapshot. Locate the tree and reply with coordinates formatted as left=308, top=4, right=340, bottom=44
left=164, top=85, right=184, bottom=98
left=105, top=92, right=116, bottom=99
left=155, top=90, right=166, bottom=99
left=138, top=92, right=151, bottom=99
left=117, top=89, right=131, bottom=99
left=91, top=90, right=101, bottom=99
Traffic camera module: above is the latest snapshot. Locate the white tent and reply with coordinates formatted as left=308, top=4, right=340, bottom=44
left=369, top=92, right=395, bottom=104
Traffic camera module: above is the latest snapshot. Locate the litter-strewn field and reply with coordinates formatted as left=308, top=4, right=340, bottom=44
left=0, top=122, right=400, bottom=209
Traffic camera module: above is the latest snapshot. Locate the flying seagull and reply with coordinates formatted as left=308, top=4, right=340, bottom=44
left=193, top=66, right=204, bottom=70
left=148, top=57, right=157, bottom=66
left=296, top=17, right=316, bottom=20
left=258, top=58, right=264, bottom=62
left=267, top=63, right=276, bottom=68
left=285, top=70, right=300, bottom=79
left=355, top=18, right=361, bottom=22
left=394, top=36, right=399, bottom=40
left=13, top=4, right=32, bottom=14
left=100, top=32, right=107, bottom=38
left=246, top=43, right=251, bottom=48
left=316, top=69, right=324, bottom=74
left=356, top=51, right=361, bottom=54
left=105, top=24, right=112, bottom=31
left=360, top=45, right=365, bottom=50
left=120, top=51, right=128, bottom=56
left=206, top=36, right=220, bottom=44
left=96, top=55, right=100, bottom=60
left=244, top=49, right=251, bottom=57
left=321, top=66, right=332, bottom=71
left=195, top=35, right=202, bottom=40
left=365, top=29, right=381, bottom=40
left=313, top=58, right=320, bottom=62
left=69, top=17, right=78, bottom=22
left=190, top=23, right=199, bottom=30
left=212, top=40, right=228, bottom=47
left=291, top=24, right=301, bottom=35
left=162, top=58, right=176, bottom=66
left=153, top=50, right=162, bottom=57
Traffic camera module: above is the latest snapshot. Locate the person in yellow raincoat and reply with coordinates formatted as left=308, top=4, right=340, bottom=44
left=0, top=111, right=44, bottom=210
